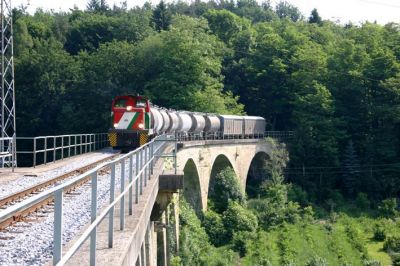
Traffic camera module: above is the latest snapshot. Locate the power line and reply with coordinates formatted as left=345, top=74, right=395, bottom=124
left=283, top=162, right=400, bottom=170
left=284, top=168, right=400, bottom=175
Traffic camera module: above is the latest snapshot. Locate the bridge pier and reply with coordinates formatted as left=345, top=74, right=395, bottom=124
left=144, top=222, right=153, bottom=266
left=150, top=170, right=182, bottom=266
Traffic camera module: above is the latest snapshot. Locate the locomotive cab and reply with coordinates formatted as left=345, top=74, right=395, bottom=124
left=108, top=95, right=152, bottom=150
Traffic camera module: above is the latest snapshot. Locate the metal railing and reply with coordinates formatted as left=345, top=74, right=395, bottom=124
left=17, top=133, right=109, bottom=167
left=175, top=131, right=295, bottom=141
left=0, top=136, right=16, bottom=170
left=0, top=134, right=171, bottom=266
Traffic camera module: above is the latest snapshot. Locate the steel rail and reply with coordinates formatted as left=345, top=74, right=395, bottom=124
left=57, top=144, right=166, bottom=265
left=0, top=153, right=120, bottom=230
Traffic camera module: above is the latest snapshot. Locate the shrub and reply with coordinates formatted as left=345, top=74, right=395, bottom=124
left=285, top=201, right=301, bottom=224
left=232, top=230, right=256, bottom=257
left=202, top=210, right=228, bottom=246
left=355, top=193, right=370, bottom=210
left=262, top=182, right=288, bottom=205
left=287, top=184, right=309, bottom=206
left=378, top=198, right=398, bottom=218
left=209, top=167, right=245, bottom=213
left=372, top=224, right=386, bottom=241
left=383, top=235, right=400, bottom=253
left=302, top=206, right=315, bottom=223
left=305, top=255, right=328, bottom=266
left=248, top=198, right=286, bottom=229
left=222, top=201, right=258, bottom=240
left=391, top=253, right=400, bottom=266
left=344, top=222, right=368, bottom=258
left=363, top=260, right=381, bottom=266
left=326, top=190, right=345, bottom=210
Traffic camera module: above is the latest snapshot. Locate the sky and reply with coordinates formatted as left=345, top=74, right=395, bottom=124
left=12, top=0, right=400, bottom=25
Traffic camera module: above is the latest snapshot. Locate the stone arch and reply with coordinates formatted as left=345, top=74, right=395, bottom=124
left=208, top=154, right=238, bottom=202
left=245, top=151, right=270, bottom=198
left=182, top=158, right=203, bottom=214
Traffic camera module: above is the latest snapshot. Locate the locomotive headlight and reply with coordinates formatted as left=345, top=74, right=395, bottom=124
left=126, top=106, right=133, bottom=111
left=114, top=123, right=119, bottom=128
left=138, top=123, right=144, bottom=129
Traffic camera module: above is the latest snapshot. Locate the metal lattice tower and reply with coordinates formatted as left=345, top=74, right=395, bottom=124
left=0, top=0, right=16, bottom=167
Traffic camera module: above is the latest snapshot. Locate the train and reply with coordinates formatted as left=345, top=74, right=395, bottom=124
left=108, top=95, right=266, bottom=150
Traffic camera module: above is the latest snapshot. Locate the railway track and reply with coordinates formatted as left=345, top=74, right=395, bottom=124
left=0, top=153, right=120, bottom=230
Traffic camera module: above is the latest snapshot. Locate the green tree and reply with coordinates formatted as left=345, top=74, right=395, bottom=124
left=208, top=167, right=246, bottom=213
left=202, top=209, right=228, bottom=246
left=308, top=8, right=322, bottom=25
left=152, top=0, right=171, bottom=31
left=86, top=0, right=109, bottom=13
left=378, top=198, right=398, bottom=218
left=342, top=140, right=361, bottom=197
left=222, top=201, right=258, bottom=239
left=134, top=15, right=244, bottom=113
left=275, top=1, right=302, bottom=22
left=65, top=13, right=117, bottom=54
left=203, top=9, right=250, bottom=44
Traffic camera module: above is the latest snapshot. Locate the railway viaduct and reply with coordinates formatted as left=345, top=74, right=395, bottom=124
left=62, top=138, right=275, bottom=266
left=176, top=139, right=272, bottom=211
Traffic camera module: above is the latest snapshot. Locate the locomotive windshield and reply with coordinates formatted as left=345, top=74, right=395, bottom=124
left=136, top=99, right=146, bottom=108
left=114, top=98, right=127, bottom=108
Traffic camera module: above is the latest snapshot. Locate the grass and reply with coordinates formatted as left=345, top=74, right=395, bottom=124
left=241, top=214, right=396, bottom=265
left=366, top=240, right=392, bottom=265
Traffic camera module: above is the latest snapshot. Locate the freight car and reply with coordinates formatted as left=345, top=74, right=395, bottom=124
left=108, top=95, right=266, bottom=150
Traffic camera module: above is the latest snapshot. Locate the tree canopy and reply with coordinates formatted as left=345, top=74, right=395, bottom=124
left=12, top=0, right=400, bottom=202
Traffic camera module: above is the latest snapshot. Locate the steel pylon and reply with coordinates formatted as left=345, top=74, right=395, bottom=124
left=0, top=0, right=16, bottom=167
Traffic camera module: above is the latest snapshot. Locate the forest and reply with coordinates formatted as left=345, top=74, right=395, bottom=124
left=11, top=0, right=400, bottom=264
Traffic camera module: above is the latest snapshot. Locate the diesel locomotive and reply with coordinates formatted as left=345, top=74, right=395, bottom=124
left=108, top=95, right=266, bottom=150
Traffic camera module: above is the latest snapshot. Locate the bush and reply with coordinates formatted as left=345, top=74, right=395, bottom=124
left=355, top=193, right=370, bottom=210
left=262, top=182, right=288, bottom=205
left=232, top=230, right=256, bottom=257
left=378, top=198, right=398, bottom=218
left=287, top=184, right=309, bottom=206
left=178, top=199, right=211, bottom=265
left=248, top=198, right=286, bottom=229
left=326, top=190, right=345, bottom=210
left=285, top=201, right=301, bottom=224
left=202, top=210, right=228, bottom=246
left=363, top=260, right=382, bottom=266
left=209, top=167, right=246, bottom=213
left=222, top=201, right=258, bottom=239
left=302, top=206, right=315, bottom=223
left=372, top=224, right=386, bottom=241
left=383, top=235, right=400, bottom=253
left=304, top=255, right=328, bottom=266
left=391, top=253, right=400, bottom=266
left=344, top=222, right=368, bottom=258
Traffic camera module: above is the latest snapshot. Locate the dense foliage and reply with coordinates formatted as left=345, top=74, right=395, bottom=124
left=13, top=0, right=400, bottom=202
left=12, top=1, right=400, bottom=263
left=174, top=138, right=400, bottom=265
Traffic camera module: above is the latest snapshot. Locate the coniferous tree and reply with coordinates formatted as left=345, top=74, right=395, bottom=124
left=151, top=1, right=171, bottom=32
left=342, top=140, right=361, bottom=197
left=308, top=8, right=322, bottom=25
left=86, top=0, right=100, bottom=11
left=86, top=0, right=108, bottom=12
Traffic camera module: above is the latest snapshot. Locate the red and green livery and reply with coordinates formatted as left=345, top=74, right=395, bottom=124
left=108, top=95, right=152, bottom=150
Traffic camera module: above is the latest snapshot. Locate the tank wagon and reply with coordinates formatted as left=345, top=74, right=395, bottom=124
left=108, top=95, right=266, bottom=150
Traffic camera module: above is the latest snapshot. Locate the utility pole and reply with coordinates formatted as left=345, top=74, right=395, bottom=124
left=1, top=0, right=16, bottom=167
